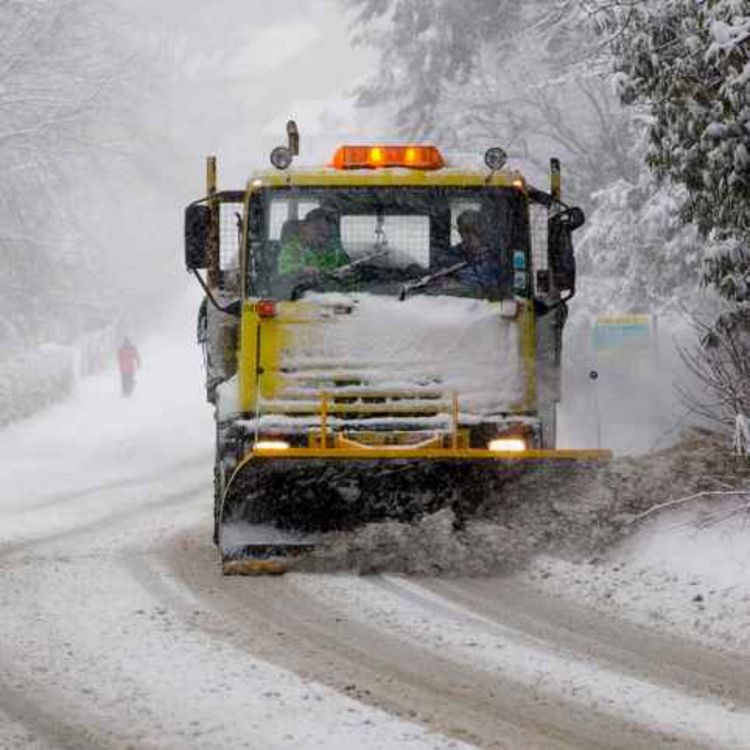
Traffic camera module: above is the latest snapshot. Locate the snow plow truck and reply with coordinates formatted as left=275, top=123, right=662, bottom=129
left=185, top=122, right=610, bottom=573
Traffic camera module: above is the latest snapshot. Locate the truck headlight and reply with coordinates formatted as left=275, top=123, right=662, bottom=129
left=488, top=438, right=526, bottom=453
left=254, top=440, right=291, bottom=451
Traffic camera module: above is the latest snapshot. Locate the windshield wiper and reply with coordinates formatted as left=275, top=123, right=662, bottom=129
left=399, top=261, right=468, bottom=300
left=327, top=246, right=390, bottom=278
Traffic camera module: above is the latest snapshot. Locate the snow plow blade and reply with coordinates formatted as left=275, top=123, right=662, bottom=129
left=217, top=447, right=612, bottom=569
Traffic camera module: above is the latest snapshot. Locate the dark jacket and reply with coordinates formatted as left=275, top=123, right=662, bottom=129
left=436, top=243, right=510, bottom=297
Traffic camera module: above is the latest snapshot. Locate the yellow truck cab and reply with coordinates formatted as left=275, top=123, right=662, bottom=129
left=184, top=124, right=606, bottom=566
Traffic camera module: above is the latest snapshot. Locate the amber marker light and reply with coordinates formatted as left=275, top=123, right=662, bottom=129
left=331, top=145, right=445, bottom=170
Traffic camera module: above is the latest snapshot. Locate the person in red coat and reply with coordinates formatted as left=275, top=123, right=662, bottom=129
left=117, top=337, right=141, bottom=397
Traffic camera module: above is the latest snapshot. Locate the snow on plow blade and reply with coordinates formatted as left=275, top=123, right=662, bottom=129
left=218, top=447, right=611, bottom=572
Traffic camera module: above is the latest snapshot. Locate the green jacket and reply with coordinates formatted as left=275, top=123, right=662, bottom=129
left=278, top=237, right=350, bottom=276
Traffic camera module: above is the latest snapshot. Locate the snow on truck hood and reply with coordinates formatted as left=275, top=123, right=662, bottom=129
left=269, top=292, right=526, bottom=413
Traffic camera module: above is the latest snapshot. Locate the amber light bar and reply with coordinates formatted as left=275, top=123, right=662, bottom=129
left=332, top=145, right=445, bottom=170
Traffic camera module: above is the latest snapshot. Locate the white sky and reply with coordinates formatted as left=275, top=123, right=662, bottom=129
left=124, top=0, right=379, bottom=188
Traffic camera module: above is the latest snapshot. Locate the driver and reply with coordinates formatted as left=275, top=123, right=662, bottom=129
left=278, top=208, right=350, bottom=277
left=437, top=210, right=510, bottom=297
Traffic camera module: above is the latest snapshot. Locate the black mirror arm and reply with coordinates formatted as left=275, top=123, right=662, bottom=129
left=289, top=282, right=308, bottom=302
left=534, top=289, right=575, bottom=317
left=191, top=269, right=242, bottom=317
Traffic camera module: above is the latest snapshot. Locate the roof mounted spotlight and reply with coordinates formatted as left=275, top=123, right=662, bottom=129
left=484, top=146, right=508, bottom=171
left=270, top=145, right=293, bottom=170
left=269, top=119, right=300, bottom=170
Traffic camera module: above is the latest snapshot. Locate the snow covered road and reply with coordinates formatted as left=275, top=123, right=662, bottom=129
left=2, top=295, right=750, bottom=749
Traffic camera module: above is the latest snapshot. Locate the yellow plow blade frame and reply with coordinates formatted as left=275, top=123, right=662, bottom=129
left=246, top=446, right=613, bottom=461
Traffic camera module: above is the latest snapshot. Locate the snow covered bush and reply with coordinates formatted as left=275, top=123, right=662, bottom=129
left=678, top=316, right=750, bottom=432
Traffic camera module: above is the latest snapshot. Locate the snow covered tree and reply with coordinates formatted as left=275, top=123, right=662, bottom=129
left=344, top=0, right=743, bottom=322
left=0, top=0, right=172, bottom=349
left=343, top=0, right=636, bottom=197
left=608, top=0, right=750, bottom=327
left=576, top=160, right=704, bottom=313
left=346, top=0, right=521, bottom=140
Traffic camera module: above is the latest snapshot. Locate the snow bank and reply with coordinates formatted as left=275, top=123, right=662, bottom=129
left=524, top=497, right=750, bottom=656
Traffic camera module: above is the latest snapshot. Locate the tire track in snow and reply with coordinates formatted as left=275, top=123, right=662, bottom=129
left=326, top=574, right=749, bottom=749
left=107, top=541, right=479, bottom=750
left=162, top=528, right=697, bottom=750
left=421, top=576, right=750, bottom=708
left=3, top=453, right=210, bottom=513
left=160, top=533, right=578, bottom=749
left=3, top=527, right=474, bottom=750
left=0, top=480, right=209, bottom=559
left=0, top=661, right=126, bottom=750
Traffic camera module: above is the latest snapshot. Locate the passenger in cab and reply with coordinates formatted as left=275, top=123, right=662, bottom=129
left=278, top=208, right=350, bottom=277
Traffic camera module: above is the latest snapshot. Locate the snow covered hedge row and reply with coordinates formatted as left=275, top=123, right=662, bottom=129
left=0, top=324, right=121, bottom=426
left=0, top=347, right=75, bottom=426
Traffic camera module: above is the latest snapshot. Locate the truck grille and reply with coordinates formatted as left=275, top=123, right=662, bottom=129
left=260, top=366, right=453, bottom=429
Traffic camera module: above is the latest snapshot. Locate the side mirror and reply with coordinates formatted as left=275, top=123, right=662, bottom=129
left=551, top=206, right=585, bottom=232
left=185, top=204, right=210, bottom=270
left=566, top=206, right=585, bottom=231
left=548, top=208, right=583, bottom=294
left=224, top=299, right=242, bottom=317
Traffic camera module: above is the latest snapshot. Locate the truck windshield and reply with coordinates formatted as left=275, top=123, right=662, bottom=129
left=247, top=186, right=529, bottom=300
